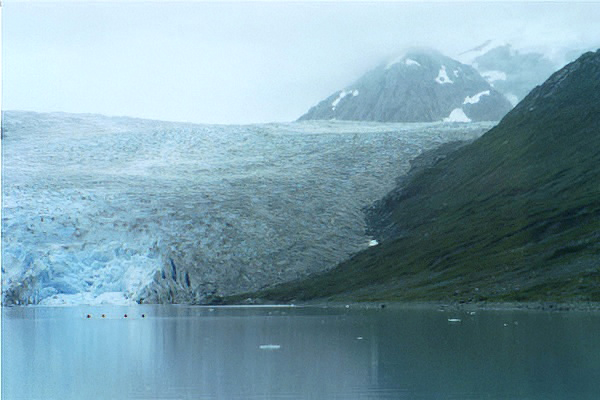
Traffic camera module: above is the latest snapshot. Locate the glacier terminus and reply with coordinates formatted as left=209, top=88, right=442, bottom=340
left=2, top=111, right=493, bottom=305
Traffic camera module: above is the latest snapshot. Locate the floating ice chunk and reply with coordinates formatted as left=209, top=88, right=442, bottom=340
left=463, top=90, right=490, bottom=104
left=443, top=108, right=471, bottom=122
left=352, top=90, right=359, bottom=96
left=259, top=344, right=281, bottom=350
left=481, top=70, right=507, bottom=82
left=356, top=336, right=364, bottom=340
left=405, top=58, right=421, bottom=67
left=453, top=69, right=460, bottom=77
left=368, top=239, right=379, bottom=247
left=448, top=318, right=462, bottom=323
left=435, top=66, right=454, bottom=84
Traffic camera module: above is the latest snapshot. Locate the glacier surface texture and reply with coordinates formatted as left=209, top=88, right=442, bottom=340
left=2, top=111, right=492, bottom=305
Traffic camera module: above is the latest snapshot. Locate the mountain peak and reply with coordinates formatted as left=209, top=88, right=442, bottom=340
left=299, top=50, right=513, bottom=123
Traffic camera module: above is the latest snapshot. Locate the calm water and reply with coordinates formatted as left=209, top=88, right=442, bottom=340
left=2, top=305, right=600, bottom=399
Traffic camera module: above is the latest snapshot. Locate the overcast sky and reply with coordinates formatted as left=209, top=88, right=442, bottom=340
left=3, top=1, right=600, bottom=124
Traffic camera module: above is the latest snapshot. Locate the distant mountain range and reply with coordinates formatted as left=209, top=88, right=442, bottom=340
left=458, top=40, right=558, bottom=106
left=299, top=43, right=566, bottom=124
left=298, top=49, right=513, bottom=123
left=247, top=49, right=600, bottom=304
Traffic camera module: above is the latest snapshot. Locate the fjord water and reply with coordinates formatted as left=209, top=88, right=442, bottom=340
left=3, top=306, right=600, bottom=400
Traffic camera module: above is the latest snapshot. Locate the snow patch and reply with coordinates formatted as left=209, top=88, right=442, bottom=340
left=463, top=90, right=490, bottom=104
left=405, top=58, right=421, bottom=67
left=443, top=108, right=471, bottom=122
left=435, top=66, right=454, bottom=84
left=385, top=56, right=401, bottom=69
left=481, top=70, right=507, bottom=83
left=331, top=90, right=358, bottom=110
left=386, top=56, right=421, bottom=69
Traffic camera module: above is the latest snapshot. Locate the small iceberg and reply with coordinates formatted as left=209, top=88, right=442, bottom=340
left=259, top=344, right=281, bottom=350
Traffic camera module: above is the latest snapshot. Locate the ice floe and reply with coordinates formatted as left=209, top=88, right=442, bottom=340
left=259, top=344, right=281, bottom=350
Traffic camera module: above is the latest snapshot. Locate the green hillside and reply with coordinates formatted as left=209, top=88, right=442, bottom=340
left=240, top=50, right=600, bottom=304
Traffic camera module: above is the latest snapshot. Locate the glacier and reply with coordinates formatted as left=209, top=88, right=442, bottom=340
left=1, top=111, right=493, bottom=305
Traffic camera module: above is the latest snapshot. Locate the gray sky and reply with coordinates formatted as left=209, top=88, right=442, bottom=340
left=3, top=1, right=600, bottom=124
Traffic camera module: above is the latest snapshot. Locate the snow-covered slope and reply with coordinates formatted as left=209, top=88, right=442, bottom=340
left=298, top=49, right=512, bottom=123
left=1, top=112, right=493, bottom=305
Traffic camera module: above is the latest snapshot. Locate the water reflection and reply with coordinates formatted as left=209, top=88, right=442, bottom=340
left=2, top=306, right=600, bottom=399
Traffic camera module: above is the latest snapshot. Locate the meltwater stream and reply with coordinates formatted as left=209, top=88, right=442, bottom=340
left=2, top=305, right=600, bottom=400
left=2, top=111, right=492, bottom=305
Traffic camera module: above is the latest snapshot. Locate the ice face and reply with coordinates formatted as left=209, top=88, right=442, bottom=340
left=1, top=112, right=492, bottom=305
left=443, top=108, right=472, bottom=122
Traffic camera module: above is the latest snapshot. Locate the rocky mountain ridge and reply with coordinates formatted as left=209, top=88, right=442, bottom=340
left=298, top=49, right=513, bottom=123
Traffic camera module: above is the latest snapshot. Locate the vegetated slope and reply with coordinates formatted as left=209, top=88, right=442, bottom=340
left=254, top=50, right=600, bottom=304
left=298, top=49, right=512, bottom=123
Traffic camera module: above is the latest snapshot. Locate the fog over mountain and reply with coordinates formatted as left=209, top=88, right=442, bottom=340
left=458, top=40, right=558, bottom=106
left=3, top=1, right=600, bottom=124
